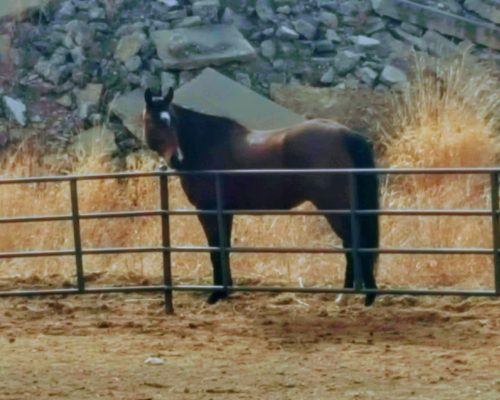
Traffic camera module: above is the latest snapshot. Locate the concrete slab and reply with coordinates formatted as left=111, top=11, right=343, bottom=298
left=372, top=0, right=500, bottom=50
left=173, top=68, right=304, bottom=130
left=109, top=88, right=144, bottom=139
left=151, top=24, right=257, bottom=70
left=109, top=69, right=304, bottom=142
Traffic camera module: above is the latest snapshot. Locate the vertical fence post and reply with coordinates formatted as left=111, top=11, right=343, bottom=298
left=215, top=173, right=230, bottom=292
left=349, top=172, right=363, bottom=291
left=69, top=179, right=85, bottom=293
left=159, top=173, right=174, bottom=314
left=491, top=172, right=500, bottom=295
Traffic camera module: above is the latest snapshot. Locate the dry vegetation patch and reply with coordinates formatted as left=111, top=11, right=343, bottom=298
left=0, top=52, right=498, bottom=293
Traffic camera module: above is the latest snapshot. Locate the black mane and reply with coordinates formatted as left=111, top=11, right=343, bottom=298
left=172, top=104, right=249, bottom=139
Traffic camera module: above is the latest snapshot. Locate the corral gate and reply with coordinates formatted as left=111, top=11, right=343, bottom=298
left=0, top=167, right=499, bottom=313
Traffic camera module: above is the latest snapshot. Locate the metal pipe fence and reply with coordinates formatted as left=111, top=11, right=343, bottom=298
left=0, top=167, right=499, bottom=313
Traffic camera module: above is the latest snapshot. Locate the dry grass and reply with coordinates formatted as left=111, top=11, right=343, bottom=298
left=0, top=52, right=498, bottom=293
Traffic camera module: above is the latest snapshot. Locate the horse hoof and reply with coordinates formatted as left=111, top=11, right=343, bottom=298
left=364, top=294, right=376, bottom=307
left=207, top=291, right=229, bottom=304
left=335, top=294, right=348, bottom=306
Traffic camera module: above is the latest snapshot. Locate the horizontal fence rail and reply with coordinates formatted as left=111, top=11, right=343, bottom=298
left=0, top=167, right=498, bottom=313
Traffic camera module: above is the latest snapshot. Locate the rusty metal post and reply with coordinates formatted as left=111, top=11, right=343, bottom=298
left=491, top=172, right=500, bottom=295
left=349, top=172, right=363, bottom=291
left=159, top=174, right=174, bottom=314
left=69, top=179, right=85, bottom=293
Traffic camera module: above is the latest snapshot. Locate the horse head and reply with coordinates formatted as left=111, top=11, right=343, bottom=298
left=143, top=87, right=182, bottom=164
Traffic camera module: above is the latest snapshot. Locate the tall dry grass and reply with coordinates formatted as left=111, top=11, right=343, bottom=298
left=377, top=51, right=499, bottom=288
left=0, top=52, right=498, bottom=292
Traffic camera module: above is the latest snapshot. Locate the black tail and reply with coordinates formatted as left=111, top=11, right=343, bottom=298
left=344, top=133, right=379, bottom=306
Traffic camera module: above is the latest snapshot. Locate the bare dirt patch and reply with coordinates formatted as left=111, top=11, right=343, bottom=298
left=1, top=293, right=499, bottom=400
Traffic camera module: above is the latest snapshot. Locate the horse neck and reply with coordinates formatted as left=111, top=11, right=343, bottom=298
left=173, top=106, right=244, bottom=169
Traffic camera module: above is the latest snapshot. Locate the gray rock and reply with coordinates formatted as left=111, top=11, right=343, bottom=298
left=314, top=40, right=335, bottom=53
left=141, top=72, right=161, bottom=91
left=380, top=64, right=407, bottom=85
left=363, top=16, right=386, bottom=35
left=464, top=0, right=500, bottom=25
left=392, top=27, right=427, bottom=51
left=319, top=11, right=338, bottom=29
left=422, top=30, right=458, bottom=57
left=161, top=72, right=178, bottom=93
left=351, top=35, right=381, bottom=50
left=164, top=8, right=188, bottom=21
left=221, top=7, right=234, bottom=23
left=0, top=0, right=55, bottom=20
left=357, top=66, right=378, bottom=86
left=158, top=0, right=180, bottom=8
left=292, top=19, right=318, bottom=40
left=372, top=0, right=500, bottom=50
left=276, top=26, right=300, bottom=40
left=125, top=55, right=142, bottom=72
left=325, top=29, right=342, bottom=43
left=89, top=7, right=106, bottom=20
left=109, top=88, right=144, bottom=139
left=255, top=0, right=275, bottom=22
left=234, top=72, right=252, bottom=87
left=64, top=20, right=95, bottom=49
left=372, top=31, right=409, bottom=58
left=260, top=39, right=277, bottom=60
left=274, top=0, right=299, bottom=5
left=192, top=0, right=220, bottom=23
left=400, top=22, right=424, bottom=37
left=56, top=94, right=73, bottom=108
left=34, top=58, right=71, bottom=85
left=2, top=96, right=27, bottom=126
left=333, top=50, right=361, bottom=76
left=115, top=32, right=147, bottom=62
left=0, top=35, right=11, bottom=61
left=320, top=67, right=335, bottom=84
left=175, top=16, right=203, bottom=28
left=276, top=6, right=291, bottom=14
left=151, top=25, right=256, bottom=70
left=76, top=84, right=103, bottom=120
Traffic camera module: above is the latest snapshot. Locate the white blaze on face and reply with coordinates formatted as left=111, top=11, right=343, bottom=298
left=160, top=111, right=171, bottom=126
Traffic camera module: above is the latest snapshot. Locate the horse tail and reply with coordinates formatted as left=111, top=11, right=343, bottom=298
left=344, top=133, right=379, bottom=306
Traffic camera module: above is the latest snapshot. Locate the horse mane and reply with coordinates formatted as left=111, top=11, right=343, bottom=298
left=172, top=104, right=249, bottom=139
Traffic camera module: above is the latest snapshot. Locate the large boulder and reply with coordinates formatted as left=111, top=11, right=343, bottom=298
left=151, top=24, right=256, bottom=70
left=173, top=68, right=304, bottom=130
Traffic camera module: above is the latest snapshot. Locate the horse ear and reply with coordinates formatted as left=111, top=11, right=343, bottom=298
left=164, top=87, right=174, bottom=105
left=144, top=89, right=153, bottom=108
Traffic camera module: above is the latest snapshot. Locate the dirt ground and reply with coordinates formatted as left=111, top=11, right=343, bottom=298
left=0, top=292, right=499, bottom=400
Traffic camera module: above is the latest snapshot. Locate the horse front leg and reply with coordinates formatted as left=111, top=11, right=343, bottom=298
left=197, top=213, right=234, bottom=304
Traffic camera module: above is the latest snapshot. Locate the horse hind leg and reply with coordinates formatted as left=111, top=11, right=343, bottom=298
left=197, top=213, right=234, bottom=304
left=320, top=213, right=354, bottom=306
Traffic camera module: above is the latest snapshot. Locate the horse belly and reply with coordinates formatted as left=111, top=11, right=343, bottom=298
left=226, top=175, right=304, bottom=210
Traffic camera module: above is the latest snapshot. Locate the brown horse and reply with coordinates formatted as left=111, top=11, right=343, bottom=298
left=143, top=88, right=379, bottom=306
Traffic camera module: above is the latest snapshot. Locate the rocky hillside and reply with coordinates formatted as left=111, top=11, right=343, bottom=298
left=0, top=0, right=498, bottom=152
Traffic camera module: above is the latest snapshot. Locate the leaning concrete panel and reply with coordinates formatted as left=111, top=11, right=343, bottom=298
left=151, top=24, right=257, bottom=70
left=109, top=88, right=144, bottom=139
left=173, top=68, right=305, bottom=130
left=372, top=0, right=500, bottom=50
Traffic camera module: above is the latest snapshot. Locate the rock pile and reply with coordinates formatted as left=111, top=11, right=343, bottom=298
left=0, top=0, right=498, bottom=150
